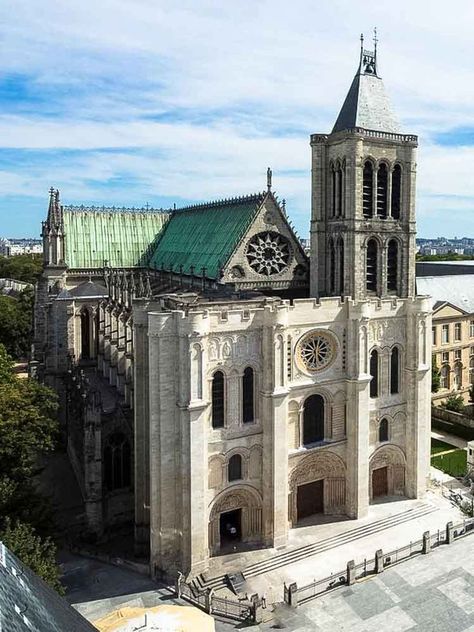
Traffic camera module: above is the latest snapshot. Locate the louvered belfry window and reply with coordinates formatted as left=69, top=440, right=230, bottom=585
left=391, top=164, right=402, bottom=219
left=363, top=161, right=374, bottom=217
left=377, top=163, right=388, bottom=217
left=366, top=239, right=378, bottom=293
left=387, top=240, right=398, bottom=293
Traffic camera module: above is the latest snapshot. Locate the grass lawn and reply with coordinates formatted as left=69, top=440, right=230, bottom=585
left=431, top=438, right=458, bottom=455
left=431, top=449, right=467, bottom=477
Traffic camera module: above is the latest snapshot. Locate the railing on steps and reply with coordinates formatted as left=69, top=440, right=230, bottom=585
left=283, top=518, right=474, bottom=609
left=175, top=572, right=264, bottom=624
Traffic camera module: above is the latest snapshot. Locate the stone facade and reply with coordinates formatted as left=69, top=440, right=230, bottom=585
left=431, top=302, right=474, bottom=403
left=33, top=41, right=432, bottom=578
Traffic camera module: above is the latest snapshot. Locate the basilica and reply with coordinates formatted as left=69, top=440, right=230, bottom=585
left=33, top=40, right=431, bottom=578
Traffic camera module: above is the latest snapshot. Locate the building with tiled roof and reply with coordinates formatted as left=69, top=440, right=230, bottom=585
left=33, top=36, right=431, bottom=581
left=0, top=541, right=96, bottom=632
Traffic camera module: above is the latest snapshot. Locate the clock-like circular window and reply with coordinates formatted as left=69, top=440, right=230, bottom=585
left=296, top=330, right=336, bottom=373
left=246, top=231, right=291, bottom=276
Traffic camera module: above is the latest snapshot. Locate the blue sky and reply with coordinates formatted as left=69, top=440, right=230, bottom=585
left=1, top=1, right=474, bottom=239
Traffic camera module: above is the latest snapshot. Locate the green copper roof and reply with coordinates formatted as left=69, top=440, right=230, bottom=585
left=149, top=194, right=265, bottom=279
left=63, top=208, right=169, bottom=268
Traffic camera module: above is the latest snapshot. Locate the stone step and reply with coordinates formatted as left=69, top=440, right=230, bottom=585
left=244, top=503, right=436, bottom=577
left=197, top=503, right=437, bottom=590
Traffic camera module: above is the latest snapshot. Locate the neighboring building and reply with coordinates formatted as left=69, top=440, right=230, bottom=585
left=0, top=541, right=96, bottom=632
left=0, top=238, right=43, bottom=256
left=416, top=261, right=474, bottom=277
left=417, top=275, right=474, bottom=403
left=33, top=39, right=431, bottom=578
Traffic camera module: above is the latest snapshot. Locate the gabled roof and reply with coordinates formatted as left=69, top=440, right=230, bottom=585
left=0, top=541, right=96, bottom=632
left=148, top=193, right=266, bottom=279
left=432, top=300, right=469, bottom=315
left=63, top=206, right=170, bottom=269
left=332, top=44, right=400, bottom=134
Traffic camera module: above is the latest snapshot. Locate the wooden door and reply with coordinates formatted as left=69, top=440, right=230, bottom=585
left=372, top=466, right=388, bottom=497
left=297, top=479, right=324, bottom=521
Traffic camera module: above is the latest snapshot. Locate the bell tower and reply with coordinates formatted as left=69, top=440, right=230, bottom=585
left=310, top=35, right=418, bottom=301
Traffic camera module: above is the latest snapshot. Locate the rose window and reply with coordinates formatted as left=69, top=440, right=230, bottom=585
left=246, top=232, right=291, bottom=276
left=297, top=331, right=336, bottom=373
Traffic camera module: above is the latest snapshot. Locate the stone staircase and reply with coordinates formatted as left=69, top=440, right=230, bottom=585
left=192, top=503, right=437, bottom=592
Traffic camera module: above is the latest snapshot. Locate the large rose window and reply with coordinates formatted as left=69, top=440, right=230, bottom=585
left=246, top=232, right=291, bottom=276
left=296, top=330, right=336, bottom=373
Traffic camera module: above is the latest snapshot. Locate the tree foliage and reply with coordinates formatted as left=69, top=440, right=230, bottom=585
left=0, top=253, right=43, bottom=284
left=416, top=252, right=474, bottom=261
left=431, top=357, right=441, bottom=393
left=0, top=344, right=62, bottom=592
left=1, top=518, right=64, bottom=594
left=441, top=394, right=466, bottom=414
left=0, top=287, right=34, bottom=359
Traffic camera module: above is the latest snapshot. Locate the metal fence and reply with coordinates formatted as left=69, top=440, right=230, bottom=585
left=211, top=594, right=254, bottom=621
left=283, top=518, right=474, bottom=609
left=297, top=572, right=347, bottom=605
left=175, top=572, right=258, bottom=623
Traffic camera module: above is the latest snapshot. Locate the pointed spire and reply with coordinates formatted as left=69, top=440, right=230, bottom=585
left=332, top=33, right=400, bottom=134
left=47, top=187, right=63, bottom=229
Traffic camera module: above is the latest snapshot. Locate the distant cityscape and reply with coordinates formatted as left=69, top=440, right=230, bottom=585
left=2, top=236, right=474, bottom=258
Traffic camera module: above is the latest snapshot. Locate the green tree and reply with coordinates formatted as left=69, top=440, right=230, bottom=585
left=0, top=253, right=42, bottom=284
left=0, top=344, right=62, bottom=592
left=1, top=518, right=64, bottom=594
left=469, top=384, right=474, bottom=405
left=441, top=394, right=466, bottom=414
left=432, top=357, right=441, bottom=393
left=0, top=287, right=34, bottom=359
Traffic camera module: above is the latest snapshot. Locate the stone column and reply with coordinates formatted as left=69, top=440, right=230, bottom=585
left=133, top=307, right=150, bottom=555
left=346, top=306, right=371, bottom=519
left=405, top=300, right=431, bottom=498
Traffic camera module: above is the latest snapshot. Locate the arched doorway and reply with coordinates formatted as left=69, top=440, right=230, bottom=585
left=289, top=451, right=346, bottom=525
left=369, top=445, right=406, bottom=500
left=208, top=486, right=262, bottom=555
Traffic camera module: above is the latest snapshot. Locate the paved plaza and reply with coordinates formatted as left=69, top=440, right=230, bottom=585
left=236, top=530, right=474, bottom=632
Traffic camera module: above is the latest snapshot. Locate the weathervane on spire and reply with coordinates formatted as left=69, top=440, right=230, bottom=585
left=373, top=26, right=378, bottom=51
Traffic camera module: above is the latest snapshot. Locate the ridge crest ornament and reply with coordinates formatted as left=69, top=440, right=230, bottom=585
left=296, top=330, right=336, bottom=373
left=246, top=231, right=291, bottom=276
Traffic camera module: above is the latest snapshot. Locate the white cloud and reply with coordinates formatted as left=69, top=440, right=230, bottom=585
left=0, top=0, right=473, bottom=237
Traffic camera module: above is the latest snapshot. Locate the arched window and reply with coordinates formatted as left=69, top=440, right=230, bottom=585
left=228, top=454, right=242, bottom=481
left=339, top=238, right=345, bottom=295
left=441, top=365, right=450, bottom=390
left=377, top=163, right=388, bottom=217
left=366, top=239, right=378, bottom=293
left=363, top=161, right=374, bottom=217
left=80, top=308, right=91, bottom=360
left=242, top=367, right=254, bottom=423
left=387, top=240, right=398, bottom=294
left=336, top=165, right=343, bottom=216
left=370, top=349, right=379, bottom=398
left=379, top=418, right=389, bottom=442
left=212, top=371, right=225, bottom=428
left=331, top=166, right=337, bottom=217
left=390, top=347, right=400, bottom=394
left=391, top=164, right=401, bottom=219
left=104, top=432, right=131, bottom=491
left=303, top=394, right=325, bottom=445
left=470, top=356, right=474, bottom=384
left=329, top=238, right=336, bottom=294
left=454, top=363, right=463, bottom=390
